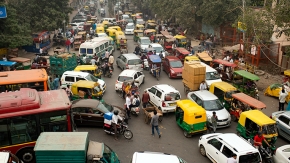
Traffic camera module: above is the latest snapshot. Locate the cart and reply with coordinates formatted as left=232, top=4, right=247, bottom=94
left=74, top=35, right=82, bottom=50
left=143, top=106, right=163, bottom=124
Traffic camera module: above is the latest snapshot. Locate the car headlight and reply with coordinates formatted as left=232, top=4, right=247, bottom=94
left=170, top=69, right=175, bottom=74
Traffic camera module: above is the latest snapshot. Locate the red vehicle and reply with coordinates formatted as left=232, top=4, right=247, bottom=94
left=173, top=47, right=190, bottom=63
left=0, top=88, right=73, bottom=163
left=162, top=56, right=183, bottom=78
left=32, top=31, right=50, bottom=43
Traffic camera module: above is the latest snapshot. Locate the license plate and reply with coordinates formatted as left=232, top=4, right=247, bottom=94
left=219, top=122, right=227, bottom=125
left=169, top=103, right=176, bottom=106
left=177, top=74, right=182, bottom=76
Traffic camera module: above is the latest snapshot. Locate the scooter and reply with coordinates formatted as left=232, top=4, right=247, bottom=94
left=103, top=120, right=133, bottom=140
left=124, top=103, right=140, bottom=116
left=143, top=59, right=149, bottom=71
left=101, top=62, right=112, bottom=78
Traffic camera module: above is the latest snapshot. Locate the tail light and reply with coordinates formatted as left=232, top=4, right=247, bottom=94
left=126, top=64, right=129, bottom=69
left=162, top=101, right=166, bottom=107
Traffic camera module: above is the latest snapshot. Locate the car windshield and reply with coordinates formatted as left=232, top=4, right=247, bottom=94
left=262, top=124, right=277, bottom=135
left=141, top=39, right=150, bottom=45
left=170, top=61, right=183, bottom=68
left=118, top=76, right=133, bottom=82
left=239, top=152, right=261, bottom=163
left=85, top=74, right=99, bottom=82
left=97, top=101, right=113, bottom=113
left=128, top=59, right=142, bottom=65
left=126, top=25, right=134, bottom=29
left=203, top=100, right=224, bottom=111
left=206, top=71, right=221, bottom=80
left=164, top=93, right=181, bottom=101
left=127, top=19, right=133, bottom=23
left=152, top=46, right=164, bottom=53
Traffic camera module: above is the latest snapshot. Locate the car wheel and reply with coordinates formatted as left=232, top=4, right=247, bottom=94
left=200, top=145, right=206, bottom=157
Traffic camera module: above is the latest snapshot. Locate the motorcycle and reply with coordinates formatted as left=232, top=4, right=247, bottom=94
left=259, top=146, right=274, bottom=163
left=103, top=120, right=133, bottom=140
left=143, top=59, right=149, bottom=71
left=101, top=62, right=112, bottom=78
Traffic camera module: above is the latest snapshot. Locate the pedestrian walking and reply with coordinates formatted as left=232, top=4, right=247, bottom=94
left=199, top=81, right=207, bottom=90
left=142, top=90, right=150, bottom=108
left=150, top=110, right=161, bottom=138
left=65, top=39, right=71, bottom=52
left=210, top=112, right=218, bottom=133
left=108, top=54, right=114, bottom=71
left=70, top=37, right=74, bottom=49
left=279, top=88, right=288, bottom=111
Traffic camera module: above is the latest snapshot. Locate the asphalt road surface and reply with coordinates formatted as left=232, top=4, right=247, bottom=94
left=71, top=3, right=288, bottom=163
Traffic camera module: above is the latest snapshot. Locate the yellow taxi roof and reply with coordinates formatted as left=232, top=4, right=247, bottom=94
left=109, top=26, right=120, bottom=29
left=210, top=81, right=237, bottom=92
left=72, top=80, right=99, bottom=88
left=74, top=65, right=97, bottom=71
left=177, top=100, right=206, bottom=116
left=284, top=69, right=290, bottom=76
left=174, top=35, right=186, bottom=39
left=185, top=55, right=200, bottom=61
left=240, top=110, right=275, bottom=126
left=134, top=30, right=143, bottom=33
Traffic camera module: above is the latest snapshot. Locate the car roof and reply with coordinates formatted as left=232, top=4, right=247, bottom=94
left=165, top=56, right=180, bottom=61
left=119, top=69, right=137, bottom=76
left=132, top=151, right=180, bottom=163
left=193, top=90, right=218, bottom=100
left=154, top=84, right=178, bottom=93
left=139, top=37, right=149, bottom=40
left=127, top=23, right=134, bottom=25
left=71, top=99, right=99, bottom=109
left=217, top=133, right=257, bottom=153
left=150, top=43, right=162, bottom=47
left=122, top=53, right=140, bottom=59
left=281, top=111, right=290, bottom=117
left=63, top=71, right=90, bottom=76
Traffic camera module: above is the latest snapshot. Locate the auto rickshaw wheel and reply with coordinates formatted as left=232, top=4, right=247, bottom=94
left=199, top=145, right=206, bottom=156
left=183, top=131, right=192, bottom=138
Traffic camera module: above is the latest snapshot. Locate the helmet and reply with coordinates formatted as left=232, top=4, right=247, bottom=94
left=113, top=110, right=119, bottom=115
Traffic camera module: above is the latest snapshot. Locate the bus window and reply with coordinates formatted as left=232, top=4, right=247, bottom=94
left=95, top=47, right=100, bottom=53
left=39, top=110, right=68, bottom=132
left=80, top=48, right=86, bottom=54
left=0, top=119, right=9, bottom=147
left=9, top=115, right=37, bottom=145
left=87, top=48, right=93, bottom=54
left=100, top=45, right=104, bottom=50
left=105, top=42, right=108, bottom=48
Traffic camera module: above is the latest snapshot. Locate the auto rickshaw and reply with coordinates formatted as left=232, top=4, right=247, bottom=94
left=74, top=35, right=82, bottom=50
left=196, top=52, right=213, bottom=65
left=211, top=59, right=238, bottom=81
left=237, top=110, right=278, bottom=146
left=174, top=47, right=190, bottom=63
left=209, top=81, right=239, bottom=110
left=135, top=24, right=144, bottom=31
left=176, top=99, right=207, bottom=137
left=9, top=57, right=31, bottom=70
left=146, top=23, right=157, bottom=30
left=174, top=35, right=187, bottom=47
left=133, top=30, right=144, bottom=42
left=100, top=8, right=105, bottom=17
left=230, top=93, right=266, bottom=121
left=163, top=38, right=174, bottom=53
left=0, top=61, right=16, bottom=71
left=115, top=30, right=125, bottom=37
left=96, top=26, right=105, bottom=34
left=184, top=55, right=200, bottom=62
left=144, top=29, right=156, bottom=37
left=108, top=26, right=122, bottom=31
left=102, top=20, right=109, bottom=30
left=105, top=28, right=117, bottom=40
left=83, top=22, right=91, bottom=32
left=71, top=80, right=103, bottom=100
left=147, top=20, right=155, bottom=23
left=74, top=65, right=102, bottom=79
left=148, top=55, right=162, bottom=80
left=116, top=35, right=127, bottom=50
left=232, top=70, right=260, bottom=99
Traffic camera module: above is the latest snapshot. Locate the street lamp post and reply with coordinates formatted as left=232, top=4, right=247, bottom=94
left=63, top=20, right=66, bottom=37
left=242, top=0, right=245, bottom=40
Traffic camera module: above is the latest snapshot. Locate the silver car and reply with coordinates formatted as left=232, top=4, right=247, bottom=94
left=137, top=37, right=150, bottom=52
left=116, top=53, right=143, bottom=71
left=272, top=111, right=290, bottom=141
left=187, top=90, right=231, bottom=128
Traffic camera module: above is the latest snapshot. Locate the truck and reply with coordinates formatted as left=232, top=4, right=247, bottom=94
left=49, top=53, right=78, bottom=76
left=34, top=132, right=120, bottom=163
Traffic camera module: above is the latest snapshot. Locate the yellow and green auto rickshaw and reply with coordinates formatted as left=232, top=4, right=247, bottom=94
left=174, top=35, right=187, bottom=47
left=176, top=100, right=207, bottom=138
left=96, top=26, right=105, bottom=34
left=146, top=23, right=157, bottom=30
left=237, top=110, right=278, bottom=146
left=74, top=65, right=102, bottom=79
left=106, top=28, right=117, bottom=40
left=9, top=57, right=31, bottom=70
left=102, top=20, right=109, bottom=30
left=133, top=30, right=144, bottom=42
left=184, top=55, right=200, bottom=62
left=135, top=24, right=145, bottom=31
left=116, top=35, right=127, bottom=50
left=144, top=29, right=156, bottom=37
left=108, top=26, right=122, bottom=31
left=71, top=80, right=103, bottom=100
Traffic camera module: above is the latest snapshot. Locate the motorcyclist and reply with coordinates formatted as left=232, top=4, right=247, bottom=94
left=112, top=110, right=122, bottom=141
left=101, top=62, right=109, bottom=76
left=134, top=45, right=141, bottom=56
left=254, top=131, right=270, bottom=148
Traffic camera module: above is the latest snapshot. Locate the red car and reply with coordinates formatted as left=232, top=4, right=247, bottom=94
left=162, top=56, right=183, bottom=78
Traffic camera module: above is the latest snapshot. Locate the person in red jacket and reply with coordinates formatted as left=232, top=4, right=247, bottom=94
left=65, top=39, right=71, bottom=52
left=142, top=90, right=150, bottom=108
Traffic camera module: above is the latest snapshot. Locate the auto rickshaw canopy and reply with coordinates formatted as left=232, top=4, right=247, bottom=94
left=185, top=55, right=200, bottom=62
left=135, top=24, right=144, bottom=29
left=284, top=69, right=290, bottom=77
left=232, top=93, right=266, bottom=109
left=96, top=27, right=105, bottom=33
left=212, top=59, right=238, bottom=68
left=147, top=20, right=155, bottom=23
left=197, top=52, right=213, bottom=61
left=234, top=70, right=260, bottom=81
left=0, top=61, right=16, bottom=66
left=9, top=57, right=31, bottom=63
left=177, top=100, right=206, bottom=125
left=174, top=35, right=186, bottom=40
left=239, top=110, right=275, bottom=126
left=115, top=31, right=125, bottom=36
left=148, top=55, right=162, bottom=63
left=106, top=28, right=117, bottom=36
left=209, top=81, right=237, bottom=93
left=74, top=65, right=98, bottom=71
left=144, top=29, right=156, bottom=35
left=175, top=47, right=190, bottom=55
left=108, top=26, right=122, bottom=31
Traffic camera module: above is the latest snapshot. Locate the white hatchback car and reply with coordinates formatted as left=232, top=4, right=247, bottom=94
left=146, top=84, right=181, bottom=113
left=148, top=43, right=166, bottom=58
left=187, top=90, right=231, bottom=128
left=125, top=23, right=134, bottom=35
left=271, top=111, right=290, bottom=141
left=116, top=53, right=143, bottom=71
left=138, top=37, right=150, bottom=52
left=115, top=69, right=145, bottom=91
left=273, top=145, right=290, bottom=163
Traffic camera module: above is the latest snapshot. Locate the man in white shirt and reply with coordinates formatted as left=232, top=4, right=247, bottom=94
left=279, top=88, right=288, bottom=111
left=90, top=57, right=97, bottom=66
left=108, top=54, right=114, bottom=71
left=199, top=81, right=207, bottom=90
left=105, top=50, right=110, bottom=60
left=227, top=153, right=237, bottom=163
left=112, top=110, right=122, bottom=140
left=125, top=93, right=132, bottom=118
left=70, top=37, right=74, bottom=48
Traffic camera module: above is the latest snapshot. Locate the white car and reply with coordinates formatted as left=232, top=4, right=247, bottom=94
left=97, top=33, right=108, bottom=37
left=199, top=133, right=261, bottom=163
left=125, top=23, right=134, bottom=35
left=187, top=91, right=231, bottom=128
left=146, top=84, right=181, bottom=113
left=271, top=111, right=290, bottom=141
left=69, top=22, right=84, bottom=31
left=148, top=43, right=166, bottom=57
left=115, top=69, right=145, bottom=91
left=138, top=37, right=150, bottom=52
left=273, top=145, right=290, bottom=163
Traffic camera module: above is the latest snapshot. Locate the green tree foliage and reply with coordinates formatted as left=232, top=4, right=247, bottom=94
left=270, top=0, right=290, bottom=37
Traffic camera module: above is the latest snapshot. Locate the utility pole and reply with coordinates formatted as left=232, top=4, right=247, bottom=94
left=242, top=0, right=245, bottom=41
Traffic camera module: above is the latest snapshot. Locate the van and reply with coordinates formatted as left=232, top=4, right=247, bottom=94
left=200, top=62, right=222, bottom=86
left=131, top=151, right=187, bottom=163
left=116, top=53, right=143, bottom=71
left=60, top=71, right=106, bottom=92
left=198, top=133, right=262, bottom=163
left=79, top=39, right=113, bottom=58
